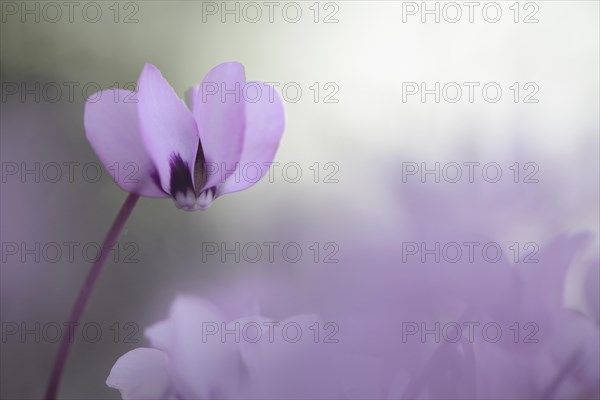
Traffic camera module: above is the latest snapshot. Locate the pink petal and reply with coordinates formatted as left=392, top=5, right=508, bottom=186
left=145, top=295, right=243, bottom=399
left=218, top=81, right=285, bottom=196
left=137, top=64, right=201, bottom=196
left=193, top=62, right=246, bottom=190
left=106, top=348, right=172, bottom=400
left=84, top=89, right=166, bottom=197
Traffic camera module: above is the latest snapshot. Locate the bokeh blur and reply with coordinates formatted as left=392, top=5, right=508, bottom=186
left=1, top=1, right=598, bottom=399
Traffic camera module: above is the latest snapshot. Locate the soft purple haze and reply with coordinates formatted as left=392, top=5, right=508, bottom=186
left=107, top=175, right=600, bottom=399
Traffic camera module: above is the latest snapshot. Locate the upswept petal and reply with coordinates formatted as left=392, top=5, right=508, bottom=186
left=137, top=64, right=200, bottom=197
left=218, top=81, right=285, bottom=196
left=193, top=62, right=246, bottom=190
left=84, top=89, right=165, bottom=197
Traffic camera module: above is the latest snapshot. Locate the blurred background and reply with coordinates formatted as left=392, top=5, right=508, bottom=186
left=1, top=1, right=598, bottom=399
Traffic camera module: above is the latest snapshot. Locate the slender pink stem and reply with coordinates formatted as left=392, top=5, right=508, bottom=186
left=45, top=193, right=140, bottom=400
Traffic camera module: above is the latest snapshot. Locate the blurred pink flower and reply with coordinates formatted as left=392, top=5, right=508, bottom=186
left=107, top=236, right=599, bottom=399
left=107, top=296, right=351, bottom=399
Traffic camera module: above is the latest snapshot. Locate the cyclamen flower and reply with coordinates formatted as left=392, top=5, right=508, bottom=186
left=84, top=62, right=285, bottom=210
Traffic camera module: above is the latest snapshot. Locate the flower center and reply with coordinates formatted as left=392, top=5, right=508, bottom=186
left=168, top=154, right=195, bottom=199
left=168, top=142, right=212, bottom=211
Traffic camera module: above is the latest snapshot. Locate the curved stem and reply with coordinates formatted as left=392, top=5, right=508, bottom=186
left=45, top=193, right=140, bottom=400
